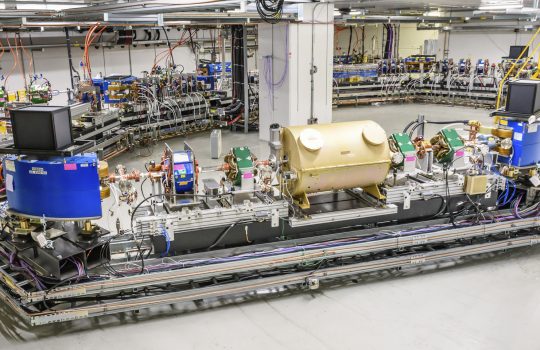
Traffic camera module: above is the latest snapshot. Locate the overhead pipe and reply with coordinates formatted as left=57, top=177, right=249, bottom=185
left=66, top=0, right=243, bottom=16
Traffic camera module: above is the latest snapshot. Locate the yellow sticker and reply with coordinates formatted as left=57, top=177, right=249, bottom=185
left=1, top=275, right=17, bottom=291
left=499, top=119, right=508, bottom=126
left=5, top=159, right=15, bottom=172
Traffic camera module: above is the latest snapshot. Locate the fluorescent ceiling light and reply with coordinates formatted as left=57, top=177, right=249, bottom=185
left=104, top=13, right=164, bottom=25
left=478, top=4, right=523, bottom=10
left=334, top=9, right=365, bottom=16
left=15, top=3, right=86, bottom=10
left=479, top=0, right=523, bottom=10
left=423, top=10, right=441, bottom=17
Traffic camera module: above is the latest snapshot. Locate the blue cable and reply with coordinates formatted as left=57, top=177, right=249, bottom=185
left=506, top=180, right=517, bottom=205
left=498, top=179, right=516, bottom=207
left=497, top=187, right=507, bottom=206
left=160, top=225, right=171, bottom=257
left=498, top=186, right=508, bottom=206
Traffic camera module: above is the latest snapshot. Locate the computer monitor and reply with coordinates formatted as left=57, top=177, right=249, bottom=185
left=509, top=46, right=529, bottom=59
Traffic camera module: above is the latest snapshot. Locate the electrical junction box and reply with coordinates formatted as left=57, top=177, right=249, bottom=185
left=173, top=151, right=195, bottom=194
left=464, top=175, right=489, bottom=195
left=232, top=146, right=254, bottom=190
left=10, top=105, right=72, bottom=151
left=390, top=133, right=417, bottom=173
left=438, top=128, right=465, bottom=165
left=506, top=80, right=540, bottom=115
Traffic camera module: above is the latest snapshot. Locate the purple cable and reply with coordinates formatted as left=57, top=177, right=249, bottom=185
left=117, top=216, right=525, bottom=275
left=263, top=24, right=289, bottom=109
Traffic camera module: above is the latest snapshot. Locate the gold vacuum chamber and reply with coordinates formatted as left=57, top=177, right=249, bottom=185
left=280, top=120, right=391, bottom=208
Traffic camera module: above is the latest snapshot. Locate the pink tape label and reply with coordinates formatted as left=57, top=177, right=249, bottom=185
left=456, top=150, right=465, bottom=157
left=405, top=156, right=416, bottom=162
left=242, top=172, right=254, bottom=179
left=64, top=163, right=77, bottom=171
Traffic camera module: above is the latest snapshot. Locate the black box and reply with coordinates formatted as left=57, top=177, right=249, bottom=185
left=10, top=106, right=73, bottom=150
left=506, top=80, right=540, bottom=115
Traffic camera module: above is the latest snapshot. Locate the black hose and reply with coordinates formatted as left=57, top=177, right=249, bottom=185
left=347, top=27, right=353, bottom=61
left=424, top=120, right=469, bottom=125
left=144, top=30, right=152, bottom=41
left=224, top=101, right=244, bottom=116
left=408, top=122, right=423, bottom=138
left=255, top=0, right=285, bottom=23
left=0, top=221, right=9, bottom=241
left=407, top=119, right=469, bottom=137
left=207, top=223, right=237, bottom=250
left=129, top=193, right=214, bottom=274
left=427, top=194, right=447, bottom=219
left=161, top=26, right=175, bottom=67
left=140, top=177, right=149, bottom=200
left=402, top=120, right=417, bottom=133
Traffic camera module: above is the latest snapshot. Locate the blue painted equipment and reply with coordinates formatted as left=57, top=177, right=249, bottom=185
left=89, top=75, right=137, bottom=104
left=103, top=75, right=137, bottom=104
left=476, top=59, right=486, bottom=75
left=458, top=59, right=468, bottom=74
left=498, top=119, right=540, bottom=168
left=333, top=64, right=378, bottom=80
left=197, top=62, right=231, bottom=90
left=333, top=55, right=354, bottom=64
left=403, top=55, right=435, bottom=73
left=172, top=151, right=195, bottom=193
left=3, top=154, right=102, bottom=219
left=86, top=77, right=105, bottom=96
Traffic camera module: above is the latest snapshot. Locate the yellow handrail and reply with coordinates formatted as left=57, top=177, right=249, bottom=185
left=514, top=40, right=540, bottom=78
left=495, top=26, right=540, bottom=109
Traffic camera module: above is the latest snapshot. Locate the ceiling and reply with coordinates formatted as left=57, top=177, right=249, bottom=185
left=0, top=0, right=538, bottom=29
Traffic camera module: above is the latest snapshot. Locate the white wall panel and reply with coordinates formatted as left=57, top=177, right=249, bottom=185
left=334, top=24, right=438, bottom=59
left=0, top=29, right=244, bottom=105
left=258, top=3, right=333, bottom=141
left=436, top=30, right=540, bottom=62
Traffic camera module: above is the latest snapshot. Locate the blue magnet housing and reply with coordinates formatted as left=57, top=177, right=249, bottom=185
left=172, top=151, right=195, bottom=194
left=3, top=154, right=102, bottom=219
left=197, top=62, right=232, bottom=90
left=103, top=75, right=137, bottom=104
left=498, top=119, right=540, bottom=167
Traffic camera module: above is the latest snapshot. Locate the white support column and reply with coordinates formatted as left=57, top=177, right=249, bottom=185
left=258, top=3, right=334, bottom=141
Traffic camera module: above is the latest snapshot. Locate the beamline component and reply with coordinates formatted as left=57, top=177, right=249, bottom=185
left=0, top=233, right=537, bottom=326
left=2, top=216, right=538, bottom=304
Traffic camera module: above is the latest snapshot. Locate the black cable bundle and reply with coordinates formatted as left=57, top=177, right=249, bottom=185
left=255, top=0, right=285, bottom=23
left=231, top=25, right=245, bottom=101
left=347, top=26, right=353, bottom=62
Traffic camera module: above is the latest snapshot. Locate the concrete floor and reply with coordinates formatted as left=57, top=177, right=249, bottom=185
left=3, top=103, right=540, bottom=350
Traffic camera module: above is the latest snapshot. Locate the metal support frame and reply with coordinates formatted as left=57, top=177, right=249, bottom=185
left=0, top=215, right=538, bottom=325
left=242, top=25, right=249, bottom=133
left=416, top=114, right=425, bottom=137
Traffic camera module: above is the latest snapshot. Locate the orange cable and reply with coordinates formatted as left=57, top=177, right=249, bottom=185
left=3, top=34, right=18, bottom=90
